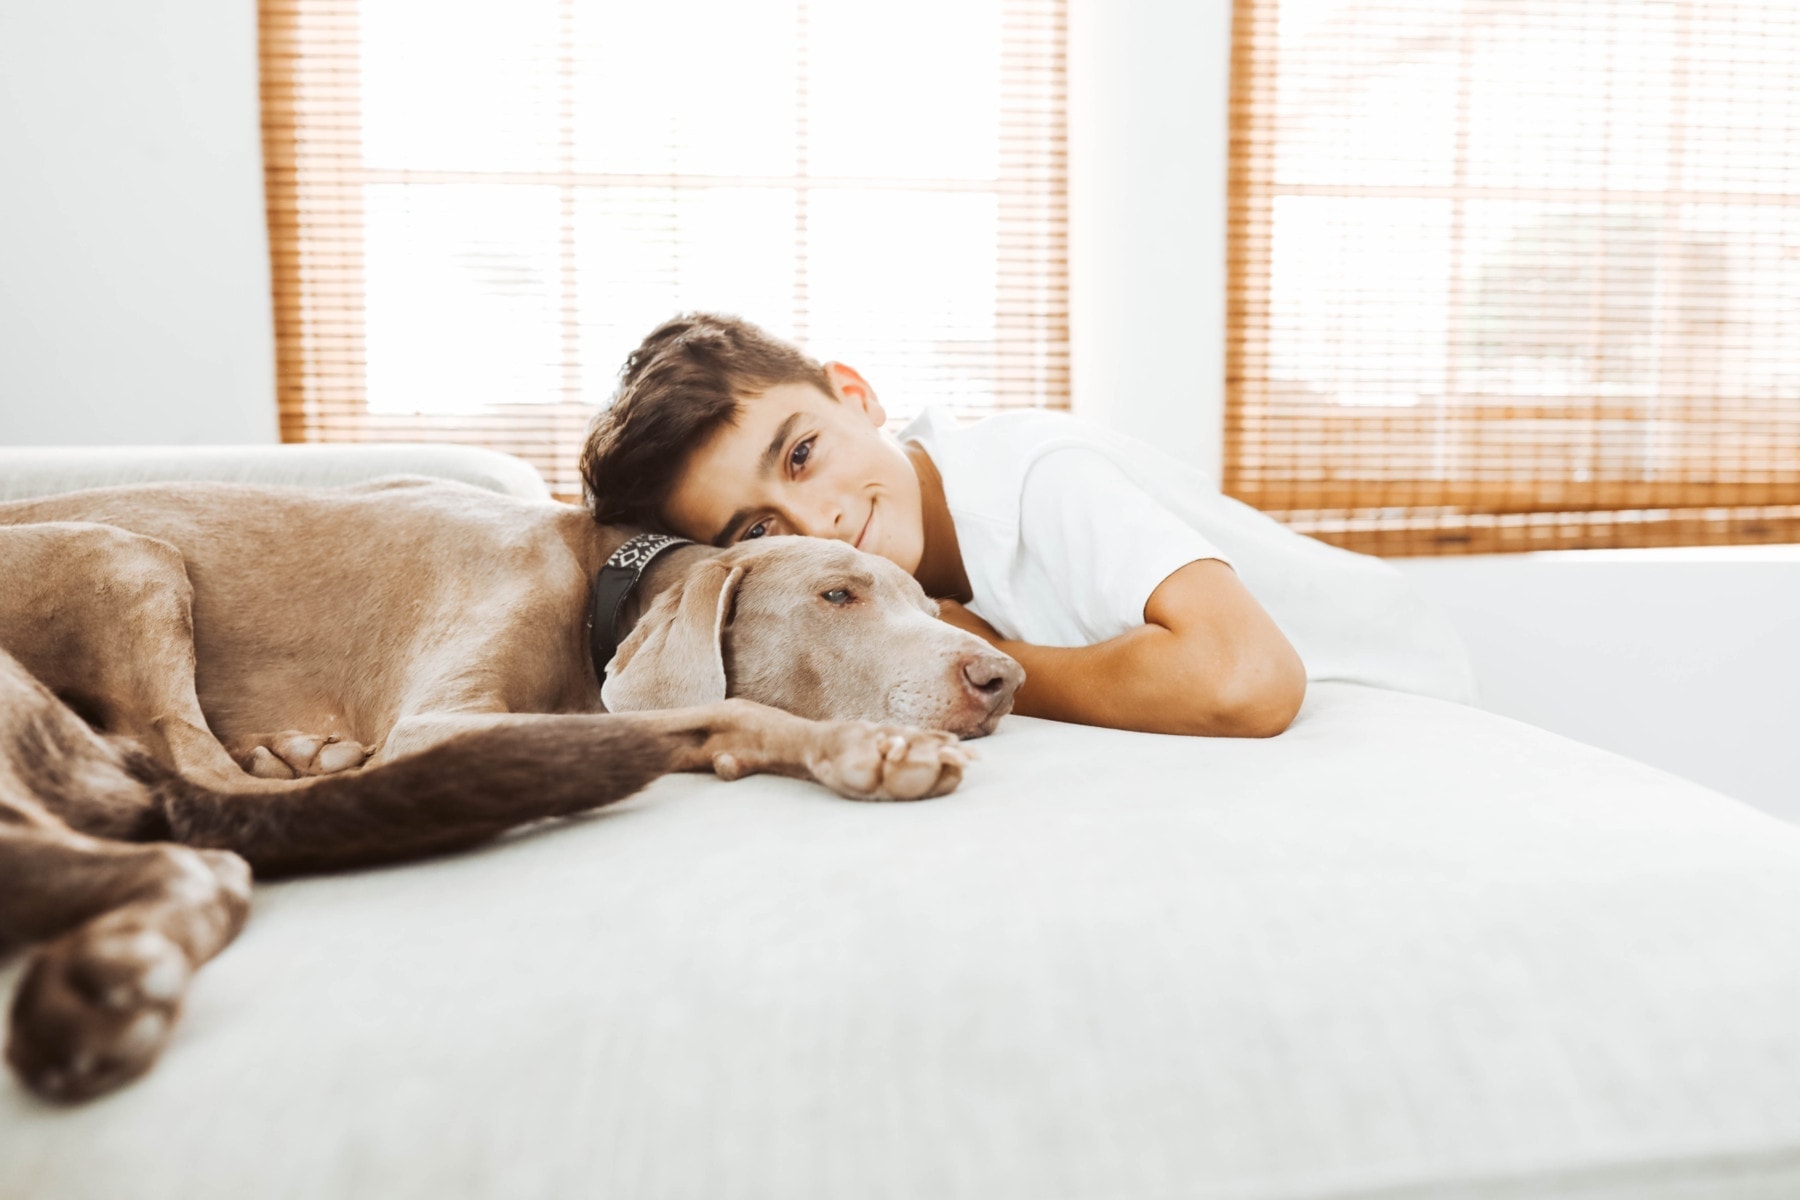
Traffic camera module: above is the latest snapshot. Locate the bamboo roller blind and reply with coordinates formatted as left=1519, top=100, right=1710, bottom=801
left=261, top=0, right=1068, bottom=497
left=1228, top=0, right=1800, bottom=555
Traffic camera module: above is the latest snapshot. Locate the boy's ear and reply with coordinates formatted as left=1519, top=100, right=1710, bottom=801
left=823, top=361, right=887, bottom=428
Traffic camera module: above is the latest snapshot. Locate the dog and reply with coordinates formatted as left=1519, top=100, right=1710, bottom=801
left=0, top=475, right=1025, bottom=1102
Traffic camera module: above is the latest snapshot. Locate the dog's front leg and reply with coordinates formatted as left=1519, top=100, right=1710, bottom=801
left=597, top=699, right=971, bottom=802
left=384, top=702, right=970, bottom=803
left=165, top=705, right=968, bottom=878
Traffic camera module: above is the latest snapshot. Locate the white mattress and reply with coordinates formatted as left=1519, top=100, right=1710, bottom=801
left=6, top=683, right=1800, bottom=1199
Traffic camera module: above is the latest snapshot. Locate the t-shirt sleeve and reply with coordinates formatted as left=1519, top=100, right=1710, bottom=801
left=1016, top=448, right=1230, bottom=643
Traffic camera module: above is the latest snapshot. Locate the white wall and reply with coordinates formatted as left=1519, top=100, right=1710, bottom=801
left=0, top=0, right=277, bottom=445
left=1068, top=0, right=1234, bottom=479
left=1398, top=551, right=1800, bottom=819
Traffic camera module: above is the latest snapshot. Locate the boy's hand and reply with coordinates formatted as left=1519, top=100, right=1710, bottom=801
left=935, top=599, right=1002, bottom=645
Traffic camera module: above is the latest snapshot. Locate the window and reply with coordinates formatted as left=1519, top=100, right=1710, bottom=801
left=262, top=0, right=1068, bottom=497
left=1228, top=0, right=1800, bottom=554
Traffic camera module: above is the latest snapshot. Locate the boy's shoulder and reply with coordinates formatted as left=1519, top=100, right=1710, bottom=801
left=903, top=406, right=1078, bottom=522
left=902, top=405, right=1161, bottom=524
left=903, top=404, right=1132, bottom=477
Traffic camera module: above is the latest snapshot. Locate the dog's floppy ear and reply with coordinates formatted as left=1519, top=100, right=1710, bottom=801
left=601, top=559, right=745, bottom=712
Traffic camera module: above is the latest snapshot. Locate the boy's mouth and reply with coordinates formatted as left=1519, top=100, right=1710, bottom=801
left=854, top=504, right=873, bottom=550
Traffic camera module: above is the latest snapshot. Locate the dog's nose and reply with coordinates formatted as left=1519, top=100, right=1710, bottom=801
left=960, top=652, right=1023, bottom=703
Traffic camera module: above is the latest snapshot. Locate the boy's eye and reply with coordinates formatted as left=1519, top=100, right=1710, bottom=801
left=743, top=520, right=770, bottom=541
left=789, top=436, right=815, bottom=473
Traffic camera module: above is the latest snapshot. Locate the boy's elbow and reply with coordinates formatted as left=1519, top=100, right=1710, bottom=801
left=1223, top=680, right=1305, bottom=737
left=1195, top=652, right=1307, bottom=738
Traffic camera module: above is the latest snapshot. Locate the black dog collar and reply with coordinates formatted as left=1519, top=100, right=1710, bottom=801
left=588, top=532, right=694, bottom=685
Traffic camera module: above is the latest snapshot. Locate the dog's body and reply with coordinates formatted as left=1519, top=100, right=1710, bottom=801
left=0, top=477, right=1022, bottom=1102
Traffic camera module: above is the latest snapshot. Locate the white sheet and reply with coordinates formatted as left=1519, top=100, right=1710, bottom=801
left=7, top=685, right=1800, bottom=1199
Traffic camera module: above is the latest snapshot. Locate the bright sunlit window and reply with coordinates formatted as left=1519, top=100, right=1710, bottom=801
left=262, top=0, right=1069, bottom=495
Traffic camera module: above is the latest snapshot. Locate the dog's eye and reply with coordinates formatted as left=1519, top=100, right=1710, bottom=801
left=821, top=588, right=851, bottom=605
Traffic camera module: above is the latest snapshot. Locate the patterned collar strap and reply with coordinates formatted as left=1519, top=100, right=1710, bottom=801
left=589, top=532, right=694, bottom=686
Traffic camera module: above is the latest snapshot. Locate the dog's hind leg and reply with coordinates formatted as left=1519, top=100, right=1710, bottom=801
left=0, top=649, right=251, bottom=1103
left=0, top=522, right=250, bottom=789
left=0, top=827, right=251, bottom=1103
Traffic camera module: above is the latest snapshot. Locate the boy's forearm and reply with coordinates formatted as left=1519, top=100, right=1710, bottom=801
left=990, top=626, right=1294, bottom=737
left=933, top=561, right=1305, bottom=737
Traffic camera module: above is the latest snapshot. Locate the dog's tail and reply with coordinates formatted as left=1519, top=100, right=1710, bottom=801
left=137, top=718, right=678, bottom=878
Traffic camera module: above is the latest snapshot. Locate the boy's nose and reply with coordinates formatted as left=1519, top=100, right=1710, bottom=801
left=795, top=499, right=848, bottom=540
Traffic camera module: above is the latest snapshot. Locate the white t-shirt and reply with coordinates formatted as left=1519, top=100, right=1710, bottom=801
left=899, top=405, right=1478, bottom=704
left=901, top=409, right=1228, bottom=647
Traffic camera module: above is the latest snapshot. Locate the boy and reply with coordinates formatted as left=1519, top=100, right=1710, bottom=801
left=580, top=313, right=1306, bottom=738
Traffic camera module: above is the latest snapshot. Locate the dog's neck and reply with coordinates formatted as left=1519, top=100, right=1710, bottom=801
left=618, top=542, right=717, bottom=630
left=569, top=515, right=720, bottom=642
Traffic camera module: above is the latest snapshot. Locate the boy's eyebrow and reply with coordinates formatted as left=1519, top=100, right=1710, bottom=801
left=760, top=413, right=802, bottom=475
left=709, top=411, right=805, bottom=545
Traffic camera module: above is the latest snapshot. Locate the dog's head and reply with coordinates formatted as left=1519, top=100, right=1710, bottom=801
left=600, top=538, right=1023, bottom=737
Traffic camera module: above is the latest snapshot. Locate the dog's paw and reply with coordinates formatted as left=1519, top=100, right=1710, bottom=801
left=5, top=925, right=193, bottom=1104
left=5, top=846, right=249, bottom=1105
left=241, top=731, right=373, bottom=779
left=803, top=721, right=970, bottom=801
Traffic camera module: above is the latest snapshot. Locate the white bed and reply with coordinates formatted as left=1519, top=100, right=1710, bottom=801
left=5, top=445, right=1799, bottom=1198
left=6, top=685, right=1800, bottom=1199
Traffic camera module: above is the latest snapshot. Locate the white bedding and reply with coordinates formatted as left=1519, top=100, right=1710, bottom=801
left=7, top=683, right=1800, bottom=1199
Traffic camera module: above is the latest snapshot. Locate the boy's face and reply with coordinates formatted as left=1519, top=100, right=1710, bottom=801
left=660, top=363, right=927, bottom=575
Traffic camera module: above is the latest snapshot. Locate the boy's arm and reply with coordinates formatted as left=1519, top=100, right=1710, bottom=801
left=938, top=560, right=1306, bottom=737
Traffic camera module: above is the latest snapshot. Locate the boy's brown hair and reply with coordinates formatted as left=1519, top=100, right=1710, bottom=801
left=580, top=313, right=833, bottom=528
